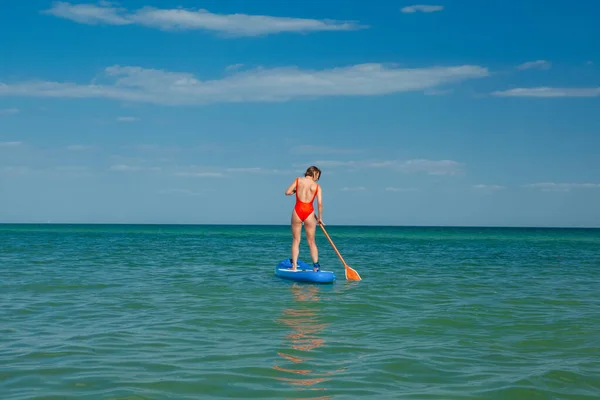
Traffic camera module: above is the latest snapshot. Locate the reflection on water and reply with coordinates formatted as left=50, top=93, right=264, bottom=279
left=274, top=283, right=343, bottom=399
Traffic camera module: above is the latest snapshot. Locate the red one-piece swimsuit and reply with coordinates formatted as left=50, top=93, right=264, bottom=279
left=294, top=178, right=319, bottom=222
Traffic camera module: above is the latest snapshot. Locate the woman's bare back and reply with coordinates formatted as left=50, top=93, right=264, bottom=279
left=295, top=176, right=319, bottom=203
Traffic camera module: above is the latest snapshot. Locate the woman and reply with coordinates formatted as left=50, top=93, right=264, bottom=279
left=285, top=166, right=323, bottom=271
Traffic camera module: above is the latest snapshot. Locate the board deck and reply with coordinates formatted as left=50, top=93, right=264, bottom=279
left=275, top=259, right=336, bottom=284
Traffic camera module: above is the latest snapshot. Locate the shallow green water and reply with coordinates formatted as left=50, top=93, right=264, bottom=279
left=1, top=224, right=599, bottom=399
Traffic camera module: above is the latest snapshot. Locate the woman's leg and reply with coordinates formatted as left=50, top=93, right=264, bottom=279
left=303, top=213, right=319, bottom=270
left=290, top=210, right=302, bottom=270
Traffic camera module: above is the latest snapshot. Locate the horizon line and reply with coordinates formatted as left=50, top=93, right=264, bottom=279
left=1, top=222, right=599, bottom=229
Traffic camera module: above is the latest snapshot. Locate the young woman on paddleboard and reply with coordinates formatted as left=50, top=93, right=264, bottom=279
left=285, top=166, right=323, bottom=272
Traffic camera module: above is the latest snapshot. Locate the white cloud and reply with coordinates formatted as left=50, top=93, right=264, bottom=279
left=0, top=63, right=489, bottom=106
left=43, top=2, right=366, bottom=36
left=517, top=60, right=552, bottom=70
left=342, top=186, right=366, bottom=191
left=492, top=87, right=600, bottom=98
left=0, top=108, right=19, bottom=115
left=225, top=64, right=245, bottom=71
left=117, top=116, right=139, bottom=122
left=524, top=182, right=600, bottom=192
left=401, top=5, right=444, bottom=13
left=313, top=158, right=464, bottom=175
left=106, top=161, right=293, bottom=177
left=473, top=184, right=506, bottom=193
left=309, top=160, right=358, bottom=168
left=391, top=159, right=463, bottom=175
left=0, top=141, right=22, bottom=147
left=473, top=184, right=505, bottom=190
left=43, top=1, right=130, bottom=25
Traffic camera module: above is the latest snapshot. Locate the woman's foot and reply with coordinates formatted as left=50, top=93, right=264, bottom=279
left=313, top=262, right=320, bottom=272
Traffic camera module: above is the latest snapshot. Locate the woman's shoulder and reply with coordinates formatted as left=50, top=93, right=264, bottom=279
left=297, top=177, right=317, bottom=187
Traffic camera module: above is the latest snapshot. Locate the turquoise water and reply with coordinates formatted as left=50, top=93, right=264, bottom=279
left=1, top=224, right=599, bottom=400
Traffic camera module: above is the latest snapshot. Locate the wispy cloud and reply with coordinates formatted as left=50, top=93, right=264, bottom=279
left=106, top=162, right=299, bottom=178
left=492, top=87, right=600, bottom=98
left=0, top=141, right=22, bottom=147
left=0, top=63, right=489, bottom=106
left=341, top=186, right=366, bottom=191
left=2, top=163, right=93, bottom=178
left=524, top=182, right=600, bottom=192
left=473, top=184, right=506, bottom=193
left=387, top=159, right=464, bottom=175
left=0, top=108, right=19, bottom=115
left=43, top=2, right=366, bottom=36
left=225, top=64, right=245, bottom=71
left=44, top=1, right=130, bottom=25
left=517, top=60, right=552, bottom=70
left=313, top=158, right=464, bottom=175
left=117, top=116, right=139, bottom=122
left=401, top=5, right=444, bottom=13
left=307, top=160, right=358, bottom=168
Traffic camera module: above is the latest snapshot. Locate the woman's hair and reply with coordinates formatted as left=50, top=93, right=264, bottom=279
left=305, top=166, right=321, bottom=179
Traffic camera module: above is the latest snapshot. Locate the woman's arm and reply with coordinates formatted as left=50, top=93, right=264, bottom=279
left=316, top=186, right=323, bottom=223
left=285, top=179, right=297, bottom=196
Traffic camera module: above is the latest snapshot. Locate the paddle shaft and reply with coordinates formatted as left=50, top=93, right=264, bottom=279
left=319, top=223, right=349, bottom=267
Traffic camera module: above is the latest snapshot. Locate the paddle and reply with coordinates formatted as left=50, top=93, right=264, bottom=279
left=318, top=222, right=362, bottom=281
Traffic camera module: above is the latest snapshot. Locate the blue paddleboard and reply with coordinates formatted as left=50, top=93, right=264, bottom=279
left=275, top=259, right=336, bottom=284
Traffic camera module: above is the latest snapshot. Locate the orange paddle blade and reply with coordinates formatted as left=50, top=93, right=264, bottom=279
left=318, top=223, right=362, bottom=281
left=344, top=264, right=362, bottom=281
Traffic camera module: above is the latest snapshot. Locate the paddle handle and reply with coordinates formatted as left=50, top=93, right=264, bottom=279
left=319, top=223, right=348, bottom=267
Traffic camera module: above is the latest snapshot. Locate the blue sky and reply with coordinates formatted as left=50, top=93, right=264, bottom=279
left=1, top=0, right=599, bottom=227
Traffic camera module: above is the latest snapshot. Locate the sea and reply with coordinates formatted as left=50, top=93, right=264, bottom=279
left=1, top=224, right=599, bottom=400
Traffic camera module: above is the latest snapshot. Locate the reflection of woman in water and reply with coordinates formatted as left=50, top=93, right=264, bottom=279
left=274, top=284, right=341, bottom=397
